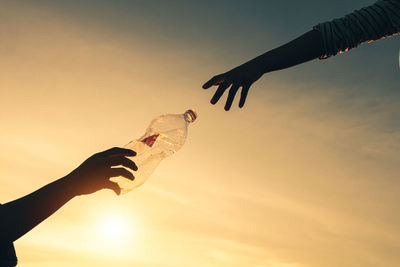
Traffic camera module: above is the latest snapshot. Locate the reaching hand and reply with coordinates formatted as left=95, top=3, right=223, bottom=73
left=202, top=60, right=264, bottom=110
left=66, top=147, right=138, bottom=196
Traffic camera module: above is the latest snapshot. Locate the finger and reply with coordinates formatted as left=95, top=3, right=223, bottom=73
left=224, top=83, right=240, bottom=111
left=239, top=83, right=251, bottom=108
left=210, top=79, right=232, bottom=105
left=109, top=167, right=135, bottom=181
left=109, top=156, right=138, bottom=172
left=101, top=147, right=136, bottom=158
left=103, top=180, right=121, bottom=195
left=202, top=74, right=225, bottom=89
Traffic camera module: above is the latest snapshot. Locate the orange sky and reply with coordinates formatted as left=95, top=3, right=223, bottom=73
left=1, top=1, right=400, bottom=267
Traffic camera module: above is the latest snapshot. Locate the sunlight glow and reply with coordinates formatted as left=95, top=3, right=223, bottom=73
left=97, top=214, right=131, bottom=243
left=87, top=200, right=142, bottom=259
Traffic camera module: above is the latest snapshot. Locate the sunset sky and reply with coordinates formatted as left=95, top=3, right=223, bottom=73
left=1, top=0, right=399, bottom=266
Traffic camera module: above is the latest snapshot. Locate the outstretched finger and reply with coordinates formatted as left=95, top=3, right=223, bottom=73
left=224, top=83, right=240, bottom=111
left=211, top=79, right=232, bottom=105
left=239, top=83, right=251, bottom=108
left=109, top=167, right=135, bottom=181
left=101, top=147, right=136, bottom=158
left=109, top=156, right=138, bottom=172
left=103, top=180, right=121, bottom=195
left=203, top=74, right=226, bottom=89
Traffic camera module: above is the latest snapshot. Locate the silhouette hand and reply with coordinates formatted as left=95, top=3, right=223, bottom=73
left=202, top=60, right=264, bottom=110
left=66, top=147, right=138, bottom=196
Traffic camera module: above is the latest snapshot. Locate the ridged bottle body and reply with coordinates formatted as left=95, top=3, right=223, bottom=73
left=111, top=110, right=196, bottom=193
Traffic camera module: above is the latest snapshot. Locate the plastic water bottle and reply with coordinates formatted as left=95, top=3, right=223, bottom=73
left=111, top=109, right=197, bottom=193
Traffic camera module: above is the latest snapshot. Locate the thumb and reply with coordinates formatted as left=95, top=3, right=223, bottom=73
left=104, top=180, right=121, bottom=195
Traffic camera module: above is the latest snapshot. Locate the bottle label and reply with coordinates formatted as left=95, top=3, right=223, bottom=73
left=141, top=134, right=160, bottom=147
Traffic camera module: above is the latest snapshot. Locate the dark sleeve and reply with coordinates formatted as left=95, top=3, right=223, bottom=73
left=0, top=204, right=18, bottom=267
left=313, top=0, right=400, bottom=58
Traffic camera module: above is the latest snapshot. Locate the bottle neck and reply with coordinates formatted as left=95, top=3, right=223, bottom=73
left=184, top=110, right=197, bottom=123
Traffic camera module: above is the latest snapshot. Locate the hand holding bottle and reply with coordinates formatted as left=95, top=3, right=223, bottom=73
left=66, top=147, right=138, bottom=196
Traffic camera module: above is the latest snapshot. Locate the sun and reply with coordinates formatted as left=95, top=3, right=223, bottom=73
left=98, top=216, right=128, bottom=241
left=85, top=207, right=141, bottom=258
left=96, top=213, right=134, bottom=245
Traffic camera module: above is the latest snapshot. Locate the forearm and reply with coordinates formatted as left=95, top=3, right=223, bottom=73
left=0, top=176, right=77, bottom=243
left=0, top=147, right=136, bottom=243
left=246, top=0, right=400, bottom=74
left=249, top=29, right=324, bottom=74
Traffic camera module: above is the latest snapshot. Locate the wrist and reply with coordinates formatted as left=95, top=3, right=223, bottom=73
left=59, top=175, right=79, bottom=199
left=246, top=56, right=271, bottom=75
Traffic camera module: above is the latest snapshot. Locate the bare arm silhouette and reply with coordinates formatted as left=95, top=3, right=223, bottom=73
left=0, top=147, right=137, bottom=243
left=203, top=29, right=324, bottom=110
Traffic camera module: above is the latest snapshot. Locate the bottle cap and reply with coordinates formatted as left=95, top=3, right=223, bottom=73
left=184, top=109, right=197, bottom=123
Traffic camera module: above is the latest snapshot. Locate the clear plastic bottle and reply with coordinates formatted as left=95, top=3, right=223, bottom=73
left=111, top=109, right=197, bottom=193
